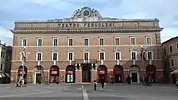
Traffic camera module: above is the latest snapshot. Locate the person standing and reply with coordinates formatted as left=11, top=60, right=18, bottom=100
left=93, top=80, right=97, bottom=91
left=176, top=79, right=178, bottom=88
left=101, top=77, right=105, bottom=88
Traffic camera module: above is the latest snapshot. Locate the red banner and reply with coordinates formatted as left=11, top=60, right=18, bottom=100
left=115, top=70, right=122, bottom=74
left=51, top=71, right=58, bottom=74
left=67, top=71, right=74, bottom=74
left=99, top=71, right=105, bottom=74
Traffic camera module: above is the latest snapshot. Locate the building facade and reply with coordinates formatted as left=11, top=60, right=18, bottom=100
left=11, top=7, right=164, bottom=84
left=162, top=36, right=178, bottom=84
left=0, top=41, right=12, bottom=84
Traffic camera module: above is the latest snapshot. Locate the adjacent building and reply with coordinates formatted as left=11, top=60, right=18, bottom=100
left=10, top=7, right=164, bottom=84
left=0, top=41, right=12, bottom=84
left=162, top=36, right=178, bottom=84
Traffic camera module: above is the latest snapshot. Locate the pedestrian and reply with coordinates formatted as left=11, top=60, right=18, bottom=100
left=176, top=79, right=178, bottom=88
left=101, top=77, right=105, bottom=88
left=93, top=80, right=97, bottom=91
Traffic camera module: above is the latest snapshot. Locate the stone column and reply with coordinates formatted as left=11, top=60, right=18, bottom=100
left=76, top=70, right=82, bottom=84
left=91, top=69, right=97, bottom=82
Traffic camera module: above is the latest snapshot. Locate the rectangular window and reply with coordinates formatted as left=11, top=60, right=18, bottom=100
left=130, top=37, right=136, bottom=45
left=115, top=38, right=120, bottom=45
left=68, top=38, right=73, bottom=46
left=170, top=46, right=172, bottom=53
left=1, top=51, right=3, bottom=58
left=68, top=52, right=74, bottom=61
left=177, top=43, right=178, bottom=50
left=147, top=51, right=153, bottom=60
left=115, top=52, right=121, bottom=60
left=52, top=52, right=58, bottom=61
left=84, top=52, right=89, bottom=60
left=99, top=38, right=104, bottom=45
left=131, top=51, right=137, bottom=60
left=36, top=52, right=42, bottom=61
left=0, top=64, right=2, bottom=71
left=99, top=52, right=105, bottom=60
left=171, top=59, right=174, bottom=66
left=53, top=38, right=58, bottom=46
left=22, top=38, right=27, bottom=47
left=146, top=37, right=152, bottom=45
left=37, top=38, right=43, bottom=46
left=84, top=38, right=89, bottom=46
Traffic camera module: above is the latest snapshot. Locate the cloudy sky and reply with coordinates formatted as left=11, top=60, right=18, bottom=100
left=0, top=0, right=177, bottom=45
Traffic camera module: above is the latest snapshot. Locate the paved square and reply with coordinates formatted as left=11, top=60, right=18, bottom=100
left=0, top=83, right=177, bottom=100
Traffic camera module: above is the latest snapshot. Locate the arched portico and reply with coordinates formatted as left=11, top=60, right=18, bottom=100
left=146, top=64, right=156, bottom=83
left=129, top=65, right=140, bottom=83
left=97, top=65, right=107, bottom=83
left=65, top=65, right=76, bottom=83
left=49, top=65, right=59, bottom=83
left=18, top=65, right=28, bottom=84
left=113, top=65, right=124, bottom=83
left=33, top=65, right=43, bottom=84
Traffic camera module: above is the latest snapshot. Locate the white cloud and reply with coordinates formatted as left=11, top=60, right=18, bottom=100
left=0, top=26, right=13, bottom=45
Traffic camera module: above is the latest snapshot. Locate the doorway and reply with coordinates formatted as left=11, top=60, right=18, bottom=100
left=65, top=65, right=75, bottom=83
left=36, top=73, right=42, bottom=84
left=82, top=64, right=91, bottom=82
left=115, top=74, right=122, bottom=83
left=131, top=73, right=138, bottom=82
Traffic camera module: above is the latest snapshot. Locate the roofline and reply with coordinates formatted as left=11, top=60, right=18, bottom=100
left=162, top=36, right=178, bottom=44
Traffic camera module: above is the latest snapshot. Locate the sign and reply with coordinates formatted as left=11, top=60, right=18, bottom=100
left=51, top=71, right=58, bottom=74
left=67, top=71, right=74, bottom=74
left=99, top=71, right=105, bottom=74
left=115, top=70, right=122, bottom=74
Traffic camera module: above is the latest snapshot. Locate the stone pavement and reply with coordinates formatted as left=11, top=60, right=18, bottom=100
left=0, top=83, right=177, bottom=100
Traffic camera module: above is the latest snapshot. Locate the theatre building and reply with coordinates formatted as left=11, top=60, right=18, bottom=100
left=10, top=7, right=164, bottom=84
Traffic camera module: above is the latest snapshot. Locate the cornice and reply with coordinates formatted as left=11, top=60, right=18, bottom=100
left=11, top=28, right=163, bottom=33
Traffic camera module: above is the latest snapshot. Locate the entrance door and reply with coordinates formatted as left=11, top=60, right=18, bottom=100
left=115, top=74, right=122, bottom=83
left=82, top=64, right=91, bottom=82
left=131, top=73, right=138, bottom=82
left=36, top=73, right=42, bottom=84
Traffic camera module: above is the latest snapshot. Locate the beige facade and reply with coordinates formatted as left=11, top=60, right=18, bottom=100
left=162, top=36, right=178, bottom=84
left=11, top=7, right=164, bottom=84
left=0, top=41, right=12, bottom=83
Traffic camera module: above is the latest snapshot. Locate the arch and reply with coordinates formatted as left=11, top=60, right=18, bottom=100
left=65, top=65, right=76, bottom=83
left=34, top=65, right=43, bottom=84
left=113, top=65, right=124, bottom=83
left=97, top=65, right=108, bottom=83
left=129, top=64, right=140, bottom=83
left=49, top=65, right=59, bottom=83
left=17, top=65, right=28, bottom=84
left=146, top=64, right=156, bottom=83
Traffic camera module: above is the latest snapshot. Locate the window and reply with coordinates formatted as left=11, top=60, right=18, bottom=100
left=37, top=38, right=43, bottom=46
left=68, top=38, right=73, bottom=46
left=171, top=59, right=174, bottom=66
left=36, top=52, right=42, bottom=61
left=0, top=64, right=2, bottom=71
left=115, top=38, right=120, bottom=45
left=99, top=52, right=105, bottom=60
left=170, top=46, right=172, bottom=53
left=52, top=52, right=58, bottom=61
left=68, top=52, right=74, bottom=61
left=84, top=38, right=89, bottom=46
left=83, top=52, right=89, bottom=60
left=177, top=43, right=178, bottom=50
left=99, top=38, right=104, bottom=45
left=147, top=51, right=153, bottom=60
left=131, top=51, right=137, bottom=60
left=22, top=38, right=27, bottom=47
left=146, top=37, right=152, bottom=45
left=53, top=38, right=58, bottom=46
left=130, top=37, right=136, bottom=45
left=115, top=52, right=121, bottom=60
left=1, top=51, right=3, bottom=58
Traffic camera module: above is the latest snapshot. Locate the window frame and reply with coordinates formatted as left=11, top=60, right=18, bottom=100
left=52, top=52, right=58, bottom=61
left=53, top=38, right=59, bottom=47
left=68, top=38, right=74, bottom=47
left=21, top=38, right=27, bottom=47
left=171, top=59, right=174, bottom=66
left=130, top=37, right=136, bottom=45
left=147, top=51, right=153, bottom=60
left=130, top=51, right=137, bottom=60
left=99, top=37, right=104, bottom=46
left=83, top=38, right=89, bottom=46
left=115, top=51, right=121, bottom=60
left=115, top=37, right=120, bottom=46
left=83, top=52, right=90, bottom=60
left=145, top=37, right=152, bottom=45
left=99, top=52, right=105, bottom=60
left=36, top=52, right=43, bottom=61
left=68, top=52, right=74, bottom=61
left=170, top=46, right=172, bottom=53
left=37, top=38, right=43, bottom=47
